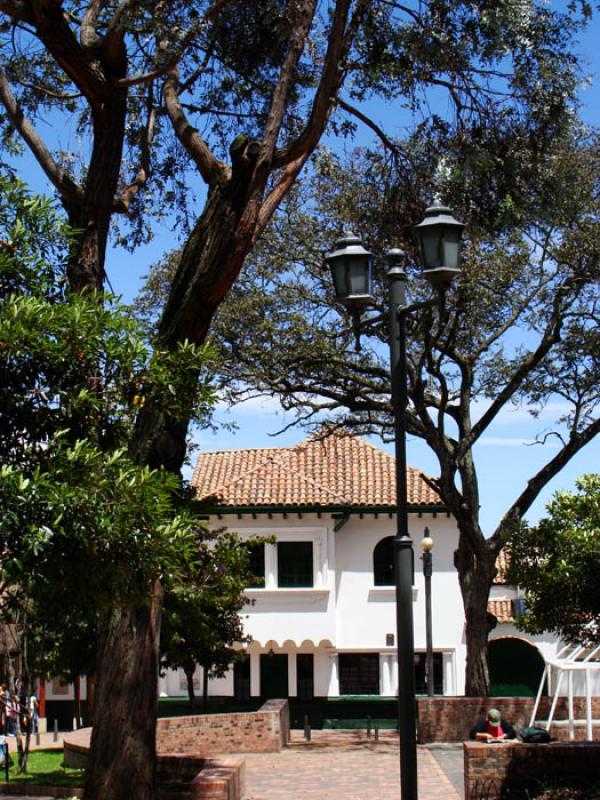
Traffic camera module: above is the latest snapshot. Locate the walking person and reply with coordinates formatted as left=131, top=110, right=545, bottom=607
left=6, top=694, right=17, bottom=737
left=29, top=691, right=39, bottom=734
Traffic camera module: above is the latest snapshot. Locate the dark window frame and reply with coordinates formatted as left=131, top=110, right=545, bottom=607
left=414, top=652, right=444, bottom=695
left=373, top=536, right=395, bottom=586
left=277, top=540, right=314, bottom=588
left=339, top=653, right=380, bottom=696
left=245, top=542, right=265, bottom=588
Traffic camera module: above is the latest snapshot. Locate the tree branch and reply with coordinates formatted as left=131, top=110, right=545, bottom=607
left=104, top=0, right=143, bottom=40
left=272, top=0, right=360, bottom=169
left=255, top=0, right=318, bottom=170
left=0, top=63, right=84, bottom=208
left=162, top=65, right=223, bottom=185
left=457, top=274, right=582, bottom=457
left=336, top=96, right=404, bottom=159
left=0, top=0, right=31, bottom=23
left=26, top=0, right=117, bottom=102
left=114, top=0, right=231, bottom=87
left=254, top=153, right=310, bottom=239
left=12, top=76, right=82, bottom=100
left=80, top=0, right=109, bottom=49
left=492, top=415, right=600, bottom=541
left=119, top=83, right=156, bottom=211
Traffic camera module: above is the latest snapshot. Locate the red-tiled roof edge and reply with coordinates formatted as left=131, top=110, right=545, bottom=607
left=192, top=427, right=445, bottom=509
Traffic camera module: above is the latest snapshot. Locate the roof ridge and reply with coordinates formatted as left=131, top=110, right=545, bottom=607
left=204, top=448, right=292, bottom=497
left=194, top=444, right=287, bottom=457
left=273, top=446, right=350, bottom=504
left=192, top=429, right=445, bottom=508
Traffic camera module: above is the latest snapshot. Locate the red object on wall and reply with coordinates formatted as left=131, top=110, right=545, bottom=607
left=38, top=679, right=46, bottom=718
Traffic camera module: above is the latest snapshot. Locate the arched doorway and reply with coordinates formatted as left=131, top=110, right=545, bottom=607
left=488, top=637, right=546, bottom=697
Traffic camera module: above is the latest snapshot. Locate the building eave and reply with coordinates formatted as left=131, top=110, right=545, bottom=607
left=200, top=503, right=449, bottom=518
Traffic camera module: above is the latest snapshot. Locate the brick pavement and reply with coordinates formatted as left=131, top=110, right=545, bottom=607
left=239, top=730, right=462, bottom=800
left=0, top=729, right=464, bottom=800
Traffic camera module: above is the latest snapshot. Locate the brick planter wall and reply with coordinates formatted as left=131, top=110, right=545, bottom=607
left=157, top=699, right=290, bottom=755
left=464, top=741, right=600, bottom=800
left=64, top=737, right=245, bottom=800
left=64, top=700, right=288, bottom=800
left=418, top=697, right=600, bottom=743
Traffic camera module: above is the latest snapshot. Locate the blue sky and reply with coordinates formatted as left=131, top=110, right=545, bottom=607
left=8, top=2, right=600, bottom=536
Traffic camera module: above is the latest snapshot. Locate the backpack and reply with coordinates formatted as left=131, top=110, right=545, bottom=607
left=520, top=726, right=551, bottom=743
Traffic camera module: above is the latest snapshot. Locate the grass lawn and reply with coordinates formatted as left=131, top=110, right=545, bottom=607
left=1, top=748, right=84, bottom=788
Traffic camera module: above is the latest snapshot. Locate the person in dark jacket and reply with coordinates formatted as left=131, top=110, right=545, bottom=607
left=470, top=708, right=517, bottom=741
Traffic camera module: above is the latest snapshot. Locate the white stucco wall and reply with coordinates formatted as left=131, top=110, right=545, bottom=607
left=333, top=512, right=465, bottom=694
left=162, top=510, right=467, bottom=697
left=161, top=510, right=597, bottom=702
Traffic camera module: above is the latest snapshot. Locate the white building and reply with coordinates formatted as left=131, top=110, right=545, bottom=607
left=158, top=428, right=596, bottom=702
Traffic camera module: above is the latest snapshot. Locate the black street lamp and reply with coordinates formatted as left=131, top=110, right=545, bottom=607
left=421, top=528, right=434, bottom=698
left=325, top=199, right=463, bottom=800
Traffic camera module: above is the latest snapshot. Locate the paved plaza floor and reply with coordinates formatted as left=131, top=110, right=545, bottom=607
left=0, top=729, right=465, bottom=800
left=240, top=731, right=464, bottom=800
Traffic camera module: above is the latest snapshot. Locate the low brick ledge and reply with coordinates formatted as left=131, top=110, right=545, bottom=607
left=464, top=740, right=600, bottom=800
left=0, top=785, right=82, bottom=798
left=418, top=696, right=600, bottom=743
left=64, top=732, right=245, bottom=800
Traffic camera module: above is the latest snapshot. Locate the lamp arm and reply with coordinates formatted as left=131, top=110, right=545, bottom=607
left=396, top=293, right=443, bottom=318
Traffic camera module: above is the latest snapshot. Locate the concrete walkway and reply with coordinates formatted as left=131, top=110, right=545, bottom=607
left=240, top=731, right=463, bottom=800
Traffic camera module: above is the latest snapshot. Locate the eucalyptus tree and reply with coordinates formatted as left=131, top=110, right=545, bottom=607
left=0, top=1, right=593, bottom=793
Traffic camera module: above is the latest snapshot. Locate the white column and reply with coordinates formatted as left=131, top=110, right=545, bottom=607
left=391, top=655, right=399, bottom=695
left=585, top=668, right=593, bottom=740
left=265, top=543, right=277, bottom=588
left=381, top=654, right=394, bottom=696
left=289, top=651, right=298, bottom=697
left=250, top=651, right=261, bottom=697
left=442, top=652, right=454, bottom=695
left=568, top=670, right=574, bottom=740
left=314, top=539, right=324, bottom=587
left=328, top=653, right=340, bottom=697
left=158, top=672, right=168, bottom=697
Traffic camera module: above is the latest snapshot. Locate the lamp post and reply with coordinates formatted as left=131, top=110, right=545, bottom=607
left=421, top=529, right=434, bottom=698
left=325, top=200, right=463, bottom=800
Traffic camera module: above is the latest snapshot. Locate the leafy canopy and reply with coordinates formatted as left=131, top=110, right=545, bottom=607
left=509, top=474, right=600, bottom=647
left=161, top=533, right=267, bottom=690
left=0, top=176, right=218, bottom=677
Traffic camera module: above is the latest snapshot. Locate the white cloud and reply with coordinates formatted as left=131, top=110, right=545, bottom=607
left=214, top=394, right=286, bottom=416
left=477, top=436, right=560, bottom=448
left=471, top=399, right=572, bottom=427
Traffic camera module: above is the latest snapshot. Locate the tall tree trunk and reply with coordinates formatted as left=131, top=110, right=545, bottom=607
left=454, top=528, right=498, bottom=696
left=85, top=581, right=162, bottom=800
left=202, top=665, right=209, bottom=715
left=131, top=161, right=263, bottom=471
left=184, top=664, right=196, bottom=708
left=68, top=98, right=127, bottom=293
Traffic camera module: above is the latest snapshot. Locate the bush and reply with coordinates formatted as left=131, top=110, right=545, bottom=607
left=535, top=785, right=600, bottom=800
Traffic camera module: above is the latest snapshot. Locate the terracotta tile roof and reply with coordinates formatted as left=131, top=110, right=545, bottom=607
left=488, top=599, right=514, bottom=624
left=494, top=547, right=511, bottom=584
left=192, top=428, right=444, bottom=510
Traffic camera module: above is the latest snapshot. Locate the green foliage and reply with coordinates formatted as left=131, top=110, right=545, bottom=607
left=0, top=174, right=72, bottom=297
left=161, top=533, right=269, bottom=697
left=1, top=1, right=591, bottom=246
left=0, top=178, right=219, bottom=679
left=509, top=475, right=600, bottom=646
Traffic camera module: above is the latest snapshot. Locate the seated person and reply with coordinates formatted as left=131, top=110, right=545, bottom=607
left=470, top=708, right=517, bottom=742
